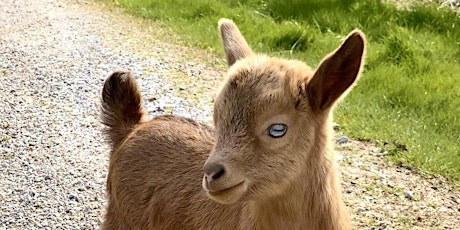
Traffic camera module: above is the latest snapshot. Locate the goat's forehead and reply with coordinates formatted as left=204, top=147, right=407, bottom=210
left=223, top=57, right=309, bottom=97
left=215, top=58, right=305, bottom=121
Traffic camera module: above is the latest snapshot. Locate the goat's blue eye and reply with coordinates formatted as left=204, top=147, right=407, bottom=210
left=268, top=124, right=288, bottom=138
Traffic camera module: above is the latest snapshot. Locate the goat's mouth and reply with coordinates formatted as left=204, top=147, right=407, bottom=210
left=207, top=181, right=245, bottom=195
left=205, top=181, right=247, bottom=204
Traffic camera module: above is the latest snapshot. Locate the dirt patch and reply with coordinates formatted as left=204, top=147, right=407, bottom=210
left=338, top=140, right=459, bottom=229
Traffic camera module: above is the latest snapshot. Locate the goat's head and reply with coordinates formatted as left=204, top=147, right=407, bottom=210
left=203, top=19, right=366, bottom=204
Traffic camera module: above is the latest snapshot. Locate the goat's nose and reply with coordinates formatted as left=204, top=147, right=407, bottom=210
left=204, top=163, right=225, bottom=183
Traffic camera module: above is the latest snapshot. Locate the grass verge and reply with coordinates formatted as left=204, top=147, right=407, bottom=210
left=105, top=0, right=460, bottom=183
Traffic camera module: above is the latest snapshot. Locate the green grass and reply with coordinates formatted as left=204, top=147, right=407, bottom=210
left=108, top=0, right=460, bottom=183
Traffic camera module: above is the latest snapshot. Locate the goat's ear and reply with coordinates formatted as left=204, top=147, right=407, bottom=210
left=307, top=30, right=365, bottom=111
left=218, top=18, right=253, bottom=67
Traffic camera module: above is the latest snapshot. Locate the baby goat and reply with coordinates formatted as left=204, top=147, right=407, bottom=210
left=100, top=18, right=365, bottom=230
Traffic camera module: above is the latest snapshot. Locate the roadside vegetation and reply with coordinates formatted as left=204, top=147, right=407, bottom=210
left=108, top=0, right=460, bottom=183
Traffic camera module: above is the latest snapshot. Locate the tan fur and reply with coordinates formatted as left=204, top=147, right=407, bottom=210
left=100, top=18, right=366, bottom=230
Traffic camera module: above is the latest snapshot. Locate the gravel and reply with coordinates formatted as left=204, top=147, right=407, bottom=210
left=0, top=0, right=218, bottom=229
left=336, top=136, right=349, bottom=144
left=0, top=0, right=458, bottom=229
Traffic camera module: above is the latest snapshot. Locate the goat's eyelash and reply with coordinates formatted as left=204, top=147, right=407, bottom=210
left=267, top=124, right=288, bottom=138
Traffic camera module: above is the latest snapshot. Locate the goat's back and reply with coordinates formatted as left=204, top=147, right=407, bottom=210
left=103, top=115, right=243, bottom=230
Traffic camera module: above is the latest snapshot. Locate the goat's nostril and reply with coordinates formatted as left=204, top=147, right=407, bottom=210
left=212, top=167, right=225, bottom=180
left=204, top=163, right=226, bottom=182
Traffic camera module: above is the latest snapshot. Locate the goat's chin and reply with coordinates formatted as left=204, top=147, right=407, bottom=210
left=206, top=182, right=248, bottom=204
left=245, top=179, right=292, bottom=201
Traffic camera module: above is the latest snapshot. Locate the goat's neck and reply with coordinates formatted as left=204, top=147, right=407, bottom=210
left=245, top=118, right=350, bottom=230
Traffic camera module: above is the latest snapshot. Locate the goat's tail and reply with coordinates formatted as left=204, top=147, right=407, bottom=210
left=101, top=71, right=148, bottom=148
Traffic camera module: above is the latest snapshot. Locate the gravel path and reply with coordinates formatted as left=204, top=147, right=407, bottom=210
left=0, top=0, right=458, bottom=229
